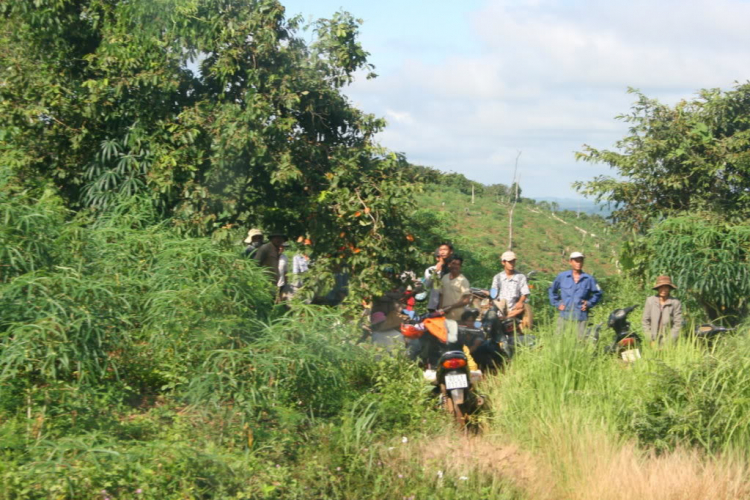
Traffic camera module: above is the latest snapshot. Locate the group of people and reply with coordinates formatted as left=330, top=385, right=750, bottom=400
left=403, top=244, right=683, bottom=345
left=243, top=228, right=310, bottom=301
left=244, top=227, right=683, bottom=344
left=548, top=253, right=683, bottom=344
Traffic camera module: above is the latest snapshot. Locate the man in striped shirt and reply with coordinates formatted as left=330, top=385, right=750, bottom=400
left=490, top=251, right=530, bottom=319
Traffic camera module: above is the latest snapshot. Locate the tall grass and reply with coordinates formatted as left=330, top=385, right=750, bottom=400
left=472, top=316, right=750, bottom=498
left=0, top=175, right=467, bottom=499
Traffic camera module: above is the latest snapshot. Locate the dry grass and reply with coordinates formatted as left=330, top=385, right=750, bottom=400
left=382, top=432, right=555, bottom=497
left=539, top=430, right=750, bottom=500
left=390, top=429, right=750, bottom=500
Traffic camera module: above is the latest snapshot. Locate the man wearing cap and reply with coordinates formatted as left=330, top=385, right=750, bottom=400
left=489, top=251, right=530, bottom=319
left=549, top=251, right=603, bottom=337
left=243, top=229, right=264, bottom=258
left=254, top=232, right=286, bottom=285
left=642, top=275, right=683, bottom=345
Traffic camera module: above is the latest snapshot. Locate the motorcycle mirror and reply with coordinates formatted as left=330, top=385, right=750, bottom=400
left=414, top=291, right=428, bottom=302
left=474, top=321, right=482, bottom=329
left=490, top=288, right=499, bottom=300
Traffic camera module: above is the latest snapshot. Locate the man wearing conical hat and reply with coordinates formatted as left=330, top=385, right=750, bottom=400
left=642, top=275, right=683, bottom=345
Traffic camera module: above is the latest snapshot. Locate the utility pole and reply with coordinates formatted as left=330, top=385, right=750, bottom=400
left=508, top=151, right=522, bottom=250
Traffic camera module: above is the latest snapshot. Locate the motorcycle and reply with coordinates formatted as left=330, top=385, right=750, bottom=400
left=587, top=305, right=643, bottom=362
left=435, top=349, right=483, bottom=426
left=463, top=300, right=537, bottom=373
left=694, top=323, right=735, bottom=346
left=364, top=278, right=427, bottom=351
left=401, top=307, right=488, bottom=427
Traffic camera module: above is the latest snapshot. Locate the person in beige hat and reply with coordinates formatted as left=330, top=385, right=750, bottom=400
left=642, top=275, right=683, bottom=345
left=489, top=250, right=531, bottom=321
left=243, top=229, right=264, bottom=258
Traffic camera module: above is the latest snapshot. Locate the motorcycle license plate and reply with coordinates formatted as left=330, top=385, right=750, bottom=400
left=621, top=349, right=641, bottom=362
left=445, top=373, right=468, bottom=390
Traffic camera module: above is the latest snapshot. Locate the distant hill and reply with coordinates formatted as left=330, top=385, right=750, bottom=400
left=414, top=185, right=623, bottom=288
left=534, top=197, right=613, bottom=216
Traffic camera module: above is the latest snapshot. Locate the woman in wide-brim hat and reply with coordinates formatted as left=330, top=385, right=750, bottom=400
left=642, top=275, right=683, bottom=345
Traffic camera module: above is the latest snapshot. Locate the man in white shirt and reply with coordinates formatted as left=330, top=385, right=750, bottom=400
left=277, top=242, right=290, bottom=301
left=490, top=251, right=530, bottom=319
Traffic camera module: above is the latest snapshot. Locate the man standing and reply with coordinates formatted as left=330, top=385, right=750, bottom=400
left=254, top=232, right=286, bottom=285
left=548, top=251, right=602, bottom=337
left=439, top=255, right=471, bottom=321
left=489, top=250, right=530, bottom=319
left=243, top=228, right=264, bottom=258
left=424, top=242, right=453, bottom=312
left=642, top=275, right=683, bottom=345
left=291, top=237, right=311, bottom=296
left=277, top=241, right=291, bottom=300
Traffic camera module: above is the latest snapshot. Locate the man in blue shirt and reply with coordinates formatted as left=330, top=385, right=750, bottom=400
left=548, top=251, right=602, bottom=337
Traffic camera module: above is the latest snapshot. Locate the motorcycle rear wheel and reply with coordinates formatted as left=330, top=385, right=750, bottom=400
left=442, top=391, right=467, bottom=427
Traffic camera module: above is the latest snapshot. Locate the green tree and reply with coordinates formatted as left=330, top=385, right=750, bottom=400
left=637, top=214, right=750, bottom=320
left=576, top=85, right=750, bottom=320
left=0, top=0, right=423, bottom=303
left=575, top=85, right=750, bottom=229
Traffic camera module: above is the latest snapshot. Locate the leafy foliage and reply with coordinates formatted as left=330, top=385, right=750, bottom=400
left=0, top=166, right=468, bottom=499
left=0, top=0, right=424, bottom=304
left=575, top=85, right=750, bottom=321
left=576, top=85, right=750, bottom=229
left=629, top=334, right=750, bottom=453
left=623, top=213, right=750, bottom=320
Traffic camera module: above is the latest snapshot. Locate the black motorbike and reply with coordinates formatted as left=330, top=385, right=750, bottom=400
left=588, top=305, right=643, bottom=361
left=434, top=350, right=484, bottom=426
left=694, top=323, right=735, bottom=346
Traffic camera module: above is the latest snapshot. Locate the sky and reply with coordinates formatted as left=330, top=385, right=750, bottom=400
left=283, top=0, right=750, bottom=199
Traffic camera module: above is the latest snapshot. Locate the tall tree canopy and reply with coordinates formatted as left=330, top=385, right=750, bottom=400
left=576, top=85, right=750, bottom=320
left=575, top=85, right=750, bottom=230
left=0, top=0, right=424, bottom=302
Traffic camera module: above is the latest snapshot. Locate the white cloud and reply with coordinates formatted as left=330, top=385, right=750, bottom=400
left=384, top=109, right=415, bottom=125
left=344, top=0, right=750, bottom=197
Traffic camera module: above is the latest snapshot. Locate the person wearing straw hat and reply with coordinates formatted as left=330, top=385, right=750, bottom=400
left=243, top=228, right=264, bottom=258
left=642, top=275, right=683, bottom=345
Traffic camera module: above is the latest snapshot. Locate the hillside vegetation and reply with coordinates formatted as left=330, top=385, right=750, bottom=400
left=414, top=184, right=622, bottom=283
left=3, top=1, right=750, bottom=499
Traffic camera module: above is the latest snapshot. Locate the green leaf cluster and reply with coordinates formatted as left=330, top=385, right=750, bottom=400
left=576, top=85, right=750, bottom=228
left=0, top=0, right=424, bottom=304
left=575, top=85, right=750, bottom=320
